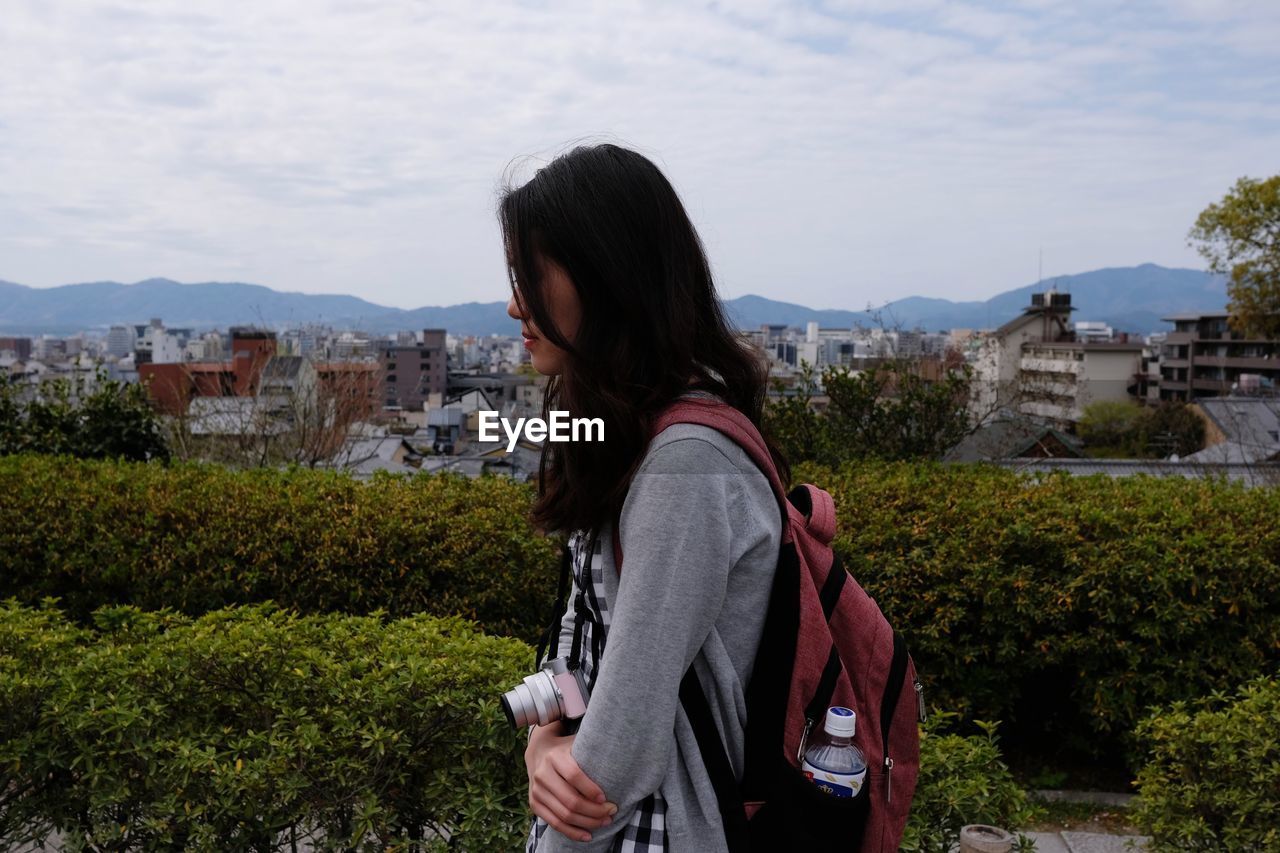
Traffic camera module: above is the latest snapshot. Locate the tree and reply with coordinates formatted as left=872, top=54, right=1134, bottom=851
left=1077, top=400, right=1146, bottom=456
left=1138, top=402, right=1205, bottom=459
left=765, top=358, right=974, bottom=467
left=0, top=367, right=170, bottom=462
left=163, top=359, right=385, bottom=470
left=1189, top=175, right=1280, bottom=339
left=1076, top=400, right=1204, bottom=459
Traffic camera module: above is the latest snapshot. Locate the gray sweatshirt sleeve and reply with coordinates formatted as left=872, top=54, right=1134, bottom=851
left=535, top=435, right=773, bottom=850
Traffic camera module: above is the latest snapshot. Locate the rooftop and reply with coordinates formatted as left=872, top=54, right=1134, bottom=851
left=1160, top=310, right=1230, bottom=322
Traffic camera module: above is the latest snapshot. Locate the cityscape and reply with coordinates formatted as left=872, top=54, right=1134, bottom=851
left=2, top=268, right=1277, bottom=484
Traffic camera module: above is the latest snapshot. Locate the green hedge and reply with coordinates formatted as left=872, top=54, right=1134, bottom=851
left=1133, top=676, right=1280, bottom=851
left=800, top=460, right=1280, bottom=756
left=2, top=600, right=1052, bottom=852
left=0, top=601, right=533, bottom=852
left=5, top=453, right=1280, bottom=769
left=0, top=455, right=559, bottom=643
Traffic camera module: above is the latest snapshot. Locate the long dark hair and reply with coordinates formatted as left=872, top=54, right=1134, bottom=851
left=498, top=143, right=790, bottom=536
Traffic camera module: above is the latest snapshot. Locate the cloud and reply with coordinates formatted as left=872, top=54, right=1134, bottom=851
left=0, top=0, right=1276, bottom=313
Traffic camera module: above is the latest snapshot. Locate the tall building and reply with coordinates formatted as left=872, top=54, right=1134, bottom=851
left=1158, top=311, right=1279, bottom=400
left=379, top=329, right=448, bottom=411
left=971, top=290, right=1144, bottom=428
left=0, top=337, right=32, bottom=360
left=229, top=327, right=278, bottom=395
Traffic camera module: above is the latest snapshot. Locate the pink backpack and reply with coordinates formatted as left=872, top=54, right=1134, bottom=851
left=612, top=397, right=924, bottom=851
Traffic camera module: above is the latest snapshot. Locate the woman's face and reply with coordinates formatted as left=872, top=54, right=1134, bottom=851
left=506, top=257, right=582, bottom=376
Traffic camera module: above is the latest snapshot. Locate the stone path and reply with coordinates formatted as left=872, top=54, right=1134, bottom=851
left=1024, top=830, right=1151, bottom=851
left=1018, top=789, right=1150, bottom=851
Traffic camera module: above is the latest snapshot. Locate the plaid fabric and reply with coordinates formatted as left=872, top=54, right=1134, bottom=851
left=527, top=529, right=668, bottom=852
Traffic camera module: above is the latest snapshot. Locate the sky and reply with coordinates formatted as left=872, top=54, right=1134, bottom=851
left=1, top=0, right=1277, bottom=311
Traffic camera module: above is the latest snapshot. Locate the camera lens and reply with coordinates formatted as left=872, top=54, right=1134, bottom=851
left=500, top=692, right=520, bottom=729
left=500, top=672, right=562, bottom=729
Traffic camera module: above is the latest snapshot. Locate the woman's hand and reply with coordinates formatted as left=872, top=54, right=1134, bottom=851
left=526, top=721, right=618, bottom=843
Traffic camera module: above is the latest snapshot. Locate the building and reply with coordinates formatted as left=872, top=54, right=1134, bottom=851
left=978, top=456, right=1280, bottom=488
left=314, top=360, right=382, bottom=419
left=104, top=325, right=136, bottom=358
left=34, top=337, right=67, bottom=360
left=0, top=337, right=33, bottom=360
left=229, top=327, right=278, bottom=395
left=1017, top=338, right=1145, bottom=426
left=259, top=356, right=319, bottom=400
left=379, top=329, right=448, bottom=411
left=1158, top=311, right=1280, bottom=401
left=945, top=418, right=1084, bottom=462
left=139, top=328, right=277, bottom=415
left=1186, top=397, right=1280, bottom=464
left=970, top=290, right=1144, bottom=429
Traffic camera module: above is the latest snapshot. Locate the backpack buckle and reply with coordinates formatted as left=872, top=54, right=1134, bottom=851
left=797, top=717, right=815, bottom=764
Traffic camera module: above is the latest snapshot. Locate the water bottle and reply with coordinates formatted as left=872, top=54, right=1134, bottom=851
left=801, top=706, right=867, bottom=798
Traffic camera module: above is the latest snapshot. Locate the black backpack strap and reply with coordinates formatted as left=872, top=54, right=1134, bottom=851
left=535, top=538, right=575, bottom=667
left=679, top=666, right=750, bottom=853
left=878, top=631, right=910, bottom=802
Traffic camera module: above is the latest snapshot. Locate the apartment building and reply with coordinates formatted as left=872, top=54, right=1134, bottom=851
left=378, top=329, right=447, bottom=411
left=971, top=290, right=1143, bottom=428
left=1158, top=311, right=1279, bottom=401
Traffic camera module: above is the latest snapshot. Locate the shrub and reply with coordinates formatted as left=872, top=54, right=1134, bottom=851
left=1133, top=676, right=1280, bottom=851
left=6, top=453, right=1280, bottom=775
left=0, top=456, right=559, bottom=643
left=1077, top=400, right=1146, bottom=455
left=0, top=368, right=169, bottom=461
left=901, top=714, right=1039, bottom=853
left=3, top=602, right=535, bottom=852
left=0, top=600, right=89, bottom=843
left=802, top=459, right=1280, bottom=759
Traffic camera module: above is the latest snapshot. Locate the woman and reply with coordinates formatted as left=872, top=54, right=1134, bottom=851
left=501, top=143, right=789, bottom=852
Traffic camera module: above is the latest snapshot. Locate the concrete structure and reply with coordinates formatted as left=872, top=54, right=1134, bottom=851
left=229, top=327, right=277, bottom=395
left=1158, top=311, right=1280, bottom=401
left=979, top=456, right=1280, bottom=488
left=139, top=329, right=277, bottom=415
left=1018, top=338, right=1145, bottom=426
left=259, top=356, right=319, bottom=400
left=970, top=291, right=1144, bottom=429
left=0, top=336, right=33, bottom=360
left=150, top=329, right=184, bottom=364
left=379, top=329, right=447, bottom=412
left=34, top=337, right=67, bottom=361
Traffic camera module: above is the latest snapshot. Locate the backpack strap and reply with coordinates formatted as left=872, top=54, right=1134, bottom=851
left=680, top=669, right=751, bottom=853
left=878, top=631, right=910, bottom=804
left=651, top=399, right=787, bottom=502
left=534, top=539, right=574, bottom=667
left=612, top=397, right=789, bottom=572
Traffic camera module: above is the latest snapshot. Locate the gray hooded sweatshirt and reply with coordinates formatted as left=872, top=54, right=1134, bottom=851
left=531, top=416, right=784, bottom=852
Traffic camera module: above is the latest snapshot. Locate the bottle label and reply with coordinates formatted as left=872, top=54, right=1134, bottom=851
left=801, top=759, right=866, bottom=798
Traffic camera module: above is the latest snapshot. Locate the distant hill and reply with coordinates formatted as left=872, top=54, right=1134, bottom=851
left=723, top=265, right=1228, bottom=334
left=0, top=264, right=1228, bottom=337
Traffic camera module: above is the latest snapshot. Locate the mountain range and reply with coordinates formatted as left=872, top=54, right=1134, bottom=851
left=0, top=264, right=1228, bottom=338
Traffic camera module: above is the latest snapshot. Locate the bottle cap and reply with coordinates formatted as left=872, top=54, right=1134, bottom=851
left=825, top=706, right=856, bottom=737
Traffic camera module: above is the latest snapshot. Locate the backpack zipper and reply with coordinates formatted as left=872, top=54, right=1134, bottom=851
left=914, top=674, right=927, bottom=724
left=883, top=755, right=893, bottom=803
